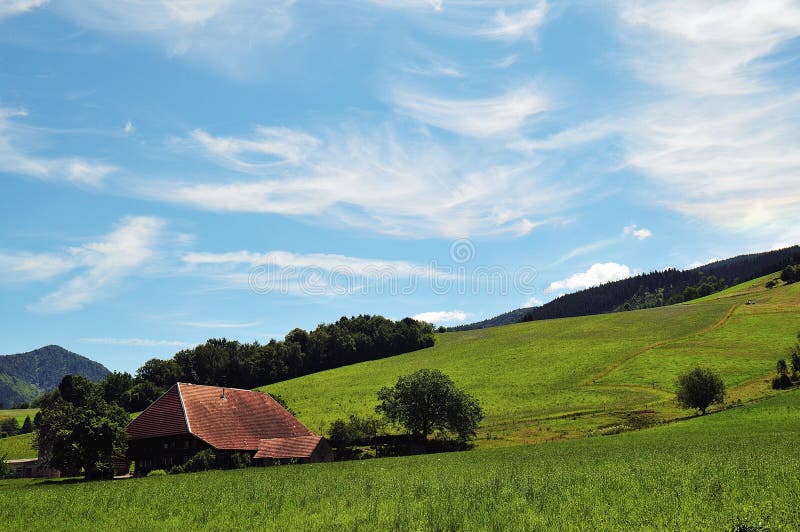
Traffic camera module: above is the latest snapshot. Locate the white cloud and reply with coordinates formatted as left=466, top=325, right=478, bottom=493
left=611, top=1, right=800, bottom=240
left=50, top=1, right=295, bottom=78
left=623, top=224, right=652, bottom=240
left=546, top=262, right=633, bottom=293
left=27, top=216, right=165, bottom=312
left=177, top=320, right=260, bottom=329
left=0, top=107, right=116, bottom=186
left=183, top=249, right=456, bottom=286
left=367, top=0, right=443, bottom=11
left=412, top=310, right=469, bottom=324
left=478, top=1, right=547, bottom=41
left=146, top=124, right=573, bottom=238
left=390, top=84, right=551, bottom=137
left=183, top=126, right=319, bottom=170
left=79, top=337, right=190, bottom=347
left=123, top=120, right=135, bottom=135
left=0, top=251, right=77, bottom=282
left=0, top=0, right=47, bottom=18
left=522, top=296, right=542, bottom=307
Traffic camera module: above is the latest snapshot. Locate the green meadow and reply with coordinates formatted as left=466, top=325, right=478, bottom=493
left=0, top=433, right=35, bottom=460
left=0, top=408, right=38, bottom=426
left=262, top=274, right=800, bottom=444
left=1, top=388, right=798, bottom=530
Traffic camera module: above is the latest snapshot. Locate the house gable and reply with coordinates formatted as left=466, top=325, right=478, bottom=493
left=126, top=385, right=189, bottom=440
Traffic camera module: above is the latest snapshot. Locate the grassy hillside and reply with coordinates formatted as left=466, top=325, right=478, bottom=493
left=261, top=273, right=799, bottom=444
left=0, top=433, right=35, bottom=460
left=1, top=389, right=798, bottom=530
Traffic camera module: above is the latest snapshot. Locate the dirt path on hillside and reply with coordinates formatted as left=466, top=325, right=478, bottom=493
left=585, top=302, right=740, bottom=385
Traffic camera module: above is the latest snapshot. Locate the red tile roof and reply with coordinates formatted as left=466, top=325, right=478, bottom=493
left=126, top=383, right=316, bottom=451
left=126, top=385, right=189, bottom=440
left=254, top=435, right=324, bottom=460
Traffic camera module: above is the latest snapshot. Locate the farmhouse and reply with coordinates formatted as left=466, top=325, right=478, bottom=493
left=126, top=383, right=331, bottom=474
left=4, top=458, right=60, bottom=479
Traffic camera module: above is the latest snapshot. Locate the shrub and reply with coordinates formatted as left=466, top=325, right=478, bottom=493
left=771, top=374, right=792, bottom=390
left=765, top=279, right=778, bottom=289
left=328, top=415, right=383, bottom=448
left=228, top=452, right=252, bottom=469
left=146, top=469, right=167, bottom=477
left=183, top=449, right=216, bottom=472
left=0, top=453, right=11, bottom=478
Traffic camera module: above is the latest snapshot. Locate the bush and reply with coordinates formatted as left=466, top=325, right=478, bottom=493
left=146, top=469, right=167, bottom=477
left=780, top=265, right=800, bottom=284
left=0, top=453, right=11, bottom=478
left=228, top=452, right=252, bottom=469
left=765, top=279, right=778, bottom=289
left=771, top=374, right=792, bottom=390
left=328, top=415, right=383, bottom=448
left=0, top=417, right=19, bottom=437
left=183, top=449, right=217, bottom=473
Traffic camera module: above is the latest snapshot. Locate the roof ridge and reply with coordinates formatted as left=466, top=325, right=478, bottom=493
left=176, top=383, right=192, bottom=434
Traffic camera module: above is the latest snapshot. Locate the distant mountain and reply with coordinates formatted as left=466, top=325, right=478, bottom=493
left=0, top=345, right=110, bottom=408
left=451, top=246, right=800, bottom=332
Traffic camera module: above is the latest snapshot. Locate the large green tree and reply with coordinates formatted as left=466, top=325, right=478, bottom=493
left=36, top=375, right=129, bottom=480
left=376, top=369, right=483, bottom=442
left=675, top=367, right=726, bottom=415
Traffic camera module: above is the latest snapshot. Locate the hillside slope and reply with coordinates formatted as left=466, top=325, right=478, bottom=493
left=0, top=345, right=110, bottom=407
left=2, top=388, right=799, bottom=529
left=262, top=272, right=799, bottom=444
left=452, top=245, right=800, bottom=331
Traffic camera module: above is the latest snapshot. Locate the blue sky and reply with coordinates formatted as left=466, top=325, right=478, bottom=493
left=1, top=0, right=799, bottom=373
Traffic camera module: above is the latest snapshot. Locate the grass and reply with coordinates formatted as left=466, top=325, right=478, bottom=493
left=0, top=433, right=35, bottom=459
left=261, top=276, right=799, bottom=445
left=0, top=388, right=798, bottom=530
left=0, top=408, right=38, bottom=426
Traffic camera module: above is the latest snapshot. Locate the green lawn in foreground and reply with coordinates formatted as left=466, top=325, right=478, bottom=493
left=261, top=275, right=798, bottom=444
left=1, top=388, right=798, bottom=530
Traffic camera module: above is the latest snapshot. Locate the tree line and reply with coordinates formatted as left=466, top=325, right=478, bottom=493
left=450, top=245, right=800, bottom=331
left=100, top=315, right=435, bottom=412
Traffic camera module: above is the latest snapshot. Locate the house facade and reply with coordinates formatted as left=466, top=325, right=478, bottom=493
left=126, top=383, right=331, bottom=474
left=4, top=458, right=60, bottom=479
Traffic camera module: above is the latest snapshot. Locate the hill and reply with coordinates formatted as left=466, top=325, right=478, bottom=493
left=0, top=345, right=110, bottom=408
left=1, top=388, right=798, bottom=529
left=261, top=272, right=800, bottom=443
left=451, top=245, right=800, bottom=331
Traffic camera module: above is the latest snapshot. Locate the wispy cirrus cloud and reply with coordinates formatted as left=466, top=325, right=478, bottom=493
left=5, top=216, right=167, bottom=312
left=614, top=0, right=800, bottom=241
left=47, top=1, right=295, bottom=78
left=478, top=1, right=547, bottom=41
left=147, top=124, right=573, bottom=238
left=389, top=84, right=552, bottom=137
left=79, top=337, right=191, bottom=347
left=0, top=108, right=116, bottom=186
left=176, top=320, right=261, bottom=329
left=0, top=0, right=48, bottom=18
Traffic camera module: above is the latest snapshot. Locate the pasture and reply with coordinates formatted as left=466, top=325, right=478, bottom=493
left=1, top=388, right=798, bottom=530
left=262, top=274, right=799, bottom=444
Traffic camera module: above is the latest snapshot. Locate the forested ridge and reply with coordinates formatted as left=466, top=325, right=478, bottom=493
left=106, top=315, right=435, bottom=411
left=450, top=246, right=800, bottom=332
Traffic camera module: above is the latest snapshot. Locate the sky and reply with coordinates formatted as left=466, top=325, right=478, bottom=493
left=1, top=0, right=799, bottom=374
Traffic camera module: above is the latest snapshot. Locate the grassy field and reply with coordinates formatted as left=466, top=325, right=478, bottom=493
left=0, top=433, right=35, bottom=459
left=261, top=273, right=799, bottom=444
left=0, top=388, right=798, bottom=530
left=0, top=408, right=38, bottom=426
